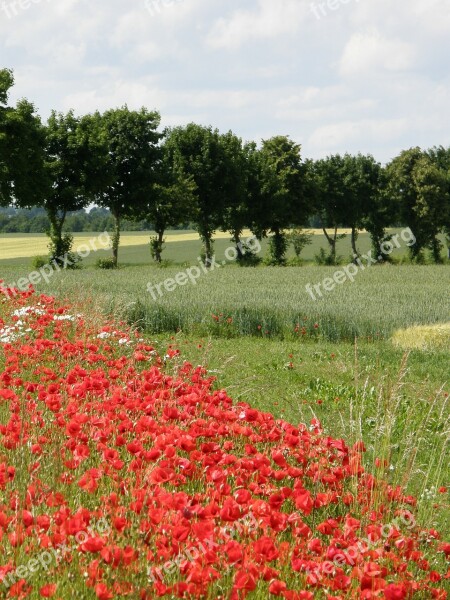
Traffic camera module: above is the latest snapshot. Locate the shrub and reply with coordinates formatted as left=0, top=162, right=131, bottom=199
left=314, top=247, right=343, bottom=266
left=267, top=231, right=288, bottom=266
left=96, top=257, right=117, bottom=270
left=238, top=253, right=262, bottom=267
left=150, top=235, right=165, bottom=263
left=157, top=259, right=174, bottom=268
left=233, top=238, right=263, bottom=267
left=288, top=228, right=313, bottom=258
left=48, top=232, right=81, bottom=269
left=31, top=256, right=49, bottom=270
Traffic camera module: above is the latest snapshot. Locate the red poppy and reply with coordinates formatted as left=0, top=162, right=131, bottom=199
left=39, top=584, right=57, bottom=597
left=95, top=583, right=113, bottom=600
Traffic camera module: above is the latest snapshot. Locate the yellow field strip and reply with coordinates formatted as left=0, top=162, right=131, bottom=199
left=0, top=229, right=362, bottom=260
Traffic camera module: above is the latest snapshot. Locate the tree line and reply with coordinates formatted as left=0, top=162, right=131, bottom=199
left=1, top=68, right=449, bottom=267
left=0, top=206, right=190, bottom=234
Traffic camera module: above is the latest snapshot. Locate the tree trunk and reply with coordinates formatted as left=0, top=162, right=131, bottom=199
left=112, top=211, right=120, bottom=268
left=48, top=209, right=67, bottom=264
left=430, top=236, right=443, bottom=264
left=204, top=234, right=213, bottom=267
left=231, top=229, right=243, bottom=260
left=154, top=229, right=164, bottom=263
left=351, top=227, right=359, bottom=262
left=269, top=228, right=287, bottom=265
left=367, top=223, right=386, bottom=261
left=322, top=227, right=337, bottom=264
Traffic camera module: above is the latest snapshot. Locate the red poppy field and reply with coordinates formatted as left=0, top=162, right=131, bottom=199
left=0, top=284, right=448, bottom=599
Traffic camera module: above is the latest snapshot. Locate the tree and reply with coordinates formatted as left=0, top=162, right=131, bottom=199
left=0, top=69, right=13, bottom=106
left=85, top=107, right=162, bottom=267
left=218, top=132, right=250, bottom=259
left=38, top=110, right=95, bottom=265
left=426, top=145, right=450, bottom=173
left=313, top=155, right=348, bottom=264
left=426, top=146, right=450, bottom=258
left=138, top=138, right=197, bottom=263
left=249, top=136, right=308, bottom=265
left=385, top=148, right=449, bottom=262
left=412, top=157, right=449, bottom=262
left=341, top=153, right=384, bottom=261
left=0, top=69, right=48, bottom=213
left=0, top=68, right=15, bottom=206
left=164, top=124, right=229, bottom=266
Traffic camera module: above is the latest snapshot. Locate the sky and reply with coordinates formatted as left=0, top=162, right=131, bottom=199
left=1, top=0, right=449, bottom=164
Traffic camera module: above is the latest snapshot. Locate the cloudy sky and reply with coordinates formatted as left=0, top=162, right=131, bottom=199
left=1, top=0, right=449, bottom=163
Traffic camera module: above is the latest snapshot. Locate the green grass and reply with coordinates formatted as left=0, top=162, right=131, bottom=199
left=1, top=262, right=448, bottom=342
left=155, top=334, right=449, bottom=532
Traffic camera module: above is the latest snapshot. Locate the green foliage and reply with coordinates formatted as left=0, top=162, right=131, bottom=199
left=250, top=136, right=311, bottom=238
left=83, top=106, right=162, bottom=267
left=218, top=133, right=251, bottom=244
left=164, top=124, right=232, bottom=265
left=29, top=110, right=100, bottom=265
left=0, top=68, right=14, bottom=106
left=385, top=148, right=449, bottom=263
left=288, top=228, right=313, bottom=258
left=236, top=238, right=263, bottom=266
left=96, top=257, right=117, bottom=270
left=139, top=138, right=197, bottom=262
left=0, top=69, right=47, bottom=209
left=31, top=255, right=48, bottom=270
left=0, top=68, right=449, bottom=265
left=267, top=230, right=288, bottom=265
left=0, top=206, right=155, bottom=234
left=47, top=230, right=81, bottom=268
left=314, top=246, right=343, bottom=266
left=149, top=235, right=165, bottom=262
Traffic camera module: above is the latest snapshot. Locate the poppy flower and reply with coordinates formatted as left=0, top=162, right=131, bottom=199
left=39, top=584, right=57, bottom=597
left=95, top=583, right=113, bottom=600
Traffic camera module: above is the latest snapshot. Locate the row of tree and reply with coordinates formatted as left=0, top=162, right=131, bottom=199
left=1, top=68, right=449, bottom=267
left=0, top=206, right=179, bottom=234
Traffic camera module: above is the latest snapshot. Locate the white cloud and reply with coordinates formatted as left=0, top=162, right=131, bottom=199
left=350, top=0, right=450, bottom=37
left=309, top=118, right=409, bottom=150
left=339, top=30, right=416, bottom=77
left=1, top=0, right=449, bottom=163
left=62, top=79, right=167, bottom=115
left=206, top=0, right=308, bottom=49
left=181, top=89, right=260, bottom=110
left=128, top=41, right=162, bottom=63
